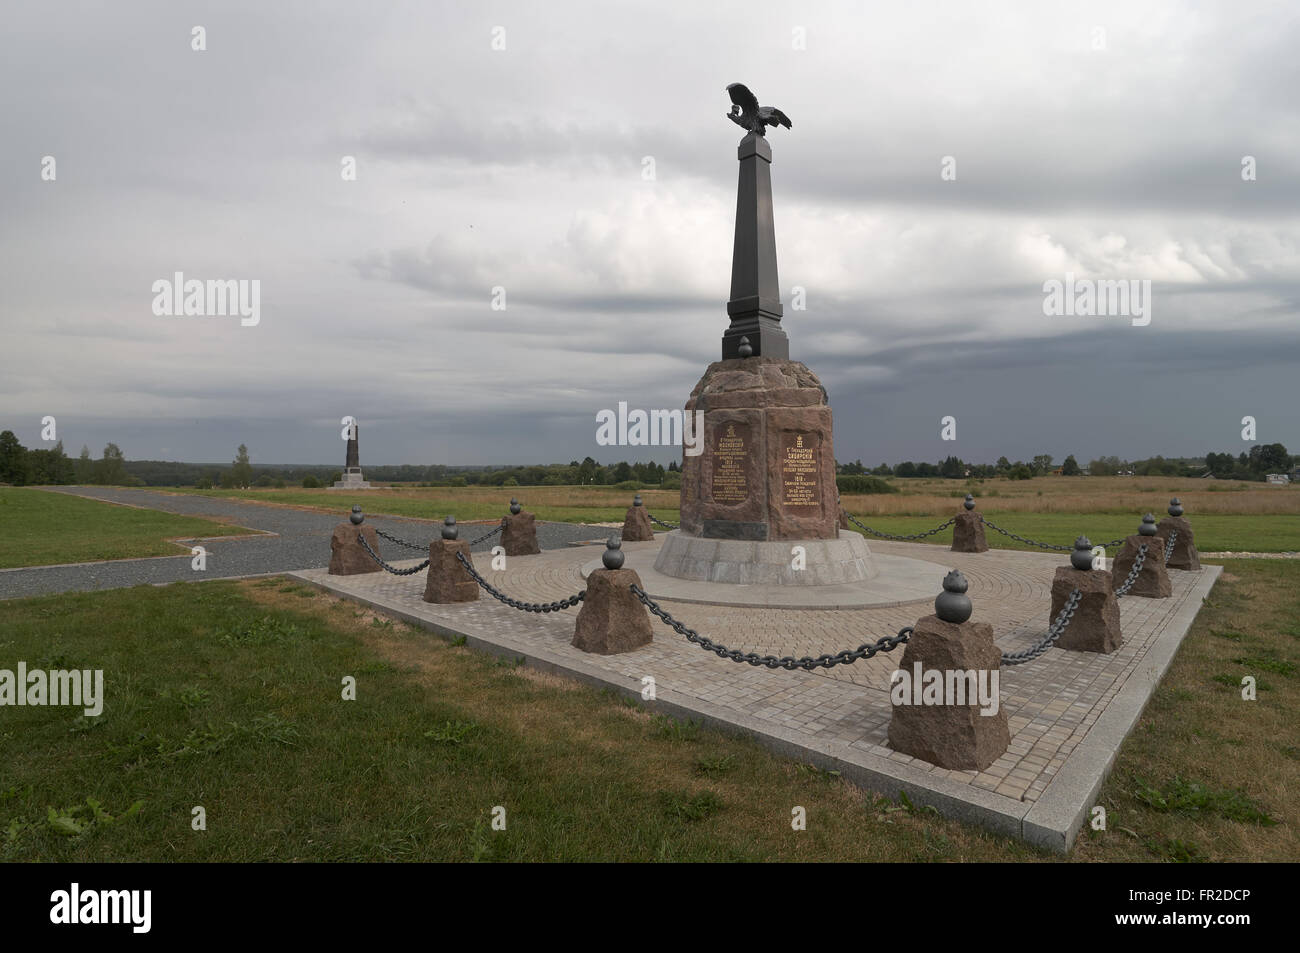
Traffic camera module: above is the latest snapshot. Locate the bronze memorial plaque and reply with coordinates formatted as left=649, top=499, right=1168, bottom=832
left=781, top=432, right=820, bottom=509
left=710, top=422, right=750, bottom=504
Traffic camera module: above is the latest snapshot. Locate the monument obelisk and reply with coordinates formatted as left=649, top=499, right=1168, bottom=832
left=332, top=419, right=371, bottom=489
left=653, top=84, right=875, bottom=586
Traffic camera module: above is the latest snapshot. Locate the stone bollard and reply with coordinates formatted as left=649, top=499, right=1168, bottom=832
left=1050, top=537, right=1122, bottom=653
left=500, top=497, right=541, bottom=557
left=1110, top=514, right=1172, bottom=598
left=886, top=570, right=1010, bottom=771
left=422, top=517, right=480, bottom=604
left=572, top=538, right=654, bottom=654
left=329, top=505, right=383, bottom=575
left=1156, top=498, right=1201, bottom=570
left=950, top=494, right=989, bottom=553
left=620, top=493, right=655, bottom=542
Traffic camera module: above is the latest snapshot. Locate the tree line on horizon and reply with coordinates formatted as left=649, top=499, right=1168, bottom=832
left=0, top=430, right=1293, bottom=489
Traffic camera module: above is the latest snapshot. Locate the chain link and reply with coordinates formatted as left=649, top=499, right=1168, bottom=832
left=979, top=517, right=1074, bottom=551
left=1114, top=543, right=1148, bottom=597
left=647, top=512, right=679, bottom=529
left=630, top=583, right=912, bottom=669
left=468, top=522, right=505, bottom=546
left=846, top=513, right=955, bottom=542
left=454, top=551, right=585, bottom=612
left=1000, top=588, right=1081, bottom=665
left=373, top=527, right=428, bottom=551
left=357, top=532, right=429, bottom=575
left=1164, top=530, right=1178, bottom=564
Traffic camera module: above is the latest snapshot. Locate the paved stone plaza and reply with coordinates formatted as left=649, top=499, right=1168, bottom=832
left=293, top=533, right=1221, bottom=852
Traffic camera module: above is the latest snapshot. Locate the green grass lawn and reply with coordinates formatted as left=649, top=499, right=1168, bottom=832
left=0, top=561, right=1292, bottom=861
left=159, top=486, right=667, bottom=525
left=842, top=513, right=1300, bottom=554
left=0, top=488, right=259, bottom=569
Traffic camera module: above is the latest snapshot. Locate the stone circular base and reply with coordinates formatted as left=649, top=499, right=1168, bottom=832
left=581, top=534, right=949, bottom=610
left=652, top=530, right=876, bottom=586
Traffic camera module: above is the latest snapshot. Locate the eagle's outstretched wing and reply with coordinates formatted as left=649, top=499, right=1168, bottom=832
left=727, top=83, right=760, bottom=119
left=766, top=107, right=792, bottom=129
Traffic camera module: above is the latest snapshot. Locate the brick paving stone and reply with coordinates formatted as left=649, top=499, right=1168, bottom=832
left=292, top=534, right=1220, bottom=840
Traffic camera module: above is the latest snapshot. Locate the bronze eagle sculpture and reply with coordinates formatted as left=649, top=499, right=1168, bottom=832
left=726, top=83, right=792, bottom=137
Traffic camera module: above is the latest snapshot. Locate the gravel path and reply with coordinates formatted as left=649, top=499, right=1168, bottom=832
left=0, top=487, right=617, bottom=600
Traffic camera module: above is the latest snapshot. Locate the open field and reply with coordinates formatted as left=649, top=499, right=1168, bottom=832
left=0, top=488, right=260, bottom=570
left=0, top=561, right=1292, bottom=861
left=158, top=478, right=1300, bottom=552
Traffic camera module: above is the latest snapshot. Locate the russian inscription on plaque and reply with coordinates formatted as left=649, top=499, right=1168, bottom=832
left=781, top=432, right=819, bottom=509
left=711, top=423, right=750, bottom=504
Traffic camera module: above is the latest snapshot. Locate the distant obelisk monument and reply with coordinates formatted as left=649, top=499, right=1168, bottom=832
left=654, top=84, right=875, bottom=586
left=332, top=419, right=371, bottom=490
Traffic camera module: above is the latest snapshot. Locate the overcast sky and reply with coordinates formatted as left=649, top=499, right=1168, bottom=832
left=2, top=0, right=1297, bottom=469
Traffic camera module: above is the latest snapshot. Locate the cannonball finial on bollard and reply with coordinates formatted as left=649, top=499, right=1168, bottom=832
left=510, top=498, right=521, bottom=515
left=349, top=504, right=364, bottom=525
left=963, top=493, right=976, bottom=511
left=738, top=336, right=753, bottom=358
left=633, top=493, right=643, bottom=507
left=1138, top=513, right=1158, bottom=536
left=935, top=570, right=973, bottom=624
left=1168, top=498, right=1183, bottom=518
left=602, top=536, right=625, bottom=570
left=1071, top=535, right=1094, bottom=571
left=441, top=516, right=459, bottom=540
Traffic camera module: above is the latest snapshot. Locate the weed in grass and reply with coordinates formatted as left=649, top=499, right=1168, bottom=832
left=35, top=645, right=80, bottom=669
left=424, top=721, right=477, bottom=745
left=659, top=790, right=723, bottom=822
left=242, top=713, right=299, bottom=747
left=449, top=635, right=467, bottom=647
left=1211, top=673, right=1270, bottom=691
left=4, top=797, right=144, bottom=853
left=369, top=617, right=394, bottom=629
left=693, top=755, right=736, bottom=777
left=1231, top=656, right=1296, bottom=677
left=898, top=790, right=939, bottom=817
left=1143, top=836, right=1208, bottom=863
left=67, top=715, right=108, bottom=735
left=1210, top=629, right=1244, bottom=642
left=157, top=685, right=210, bottom=710
left=217, top=615, right=307, bottom=647
left=1279, top=745, right=1300, bottom=761
left=651, top=714, right=700, bottom=742
left=919, top=826, right=954, bottom=858
left=1132, top=776, right=1276, bottom=825
left=794, top=763, right=842, bottom=781
left=489, top=655, right=525, bottom=669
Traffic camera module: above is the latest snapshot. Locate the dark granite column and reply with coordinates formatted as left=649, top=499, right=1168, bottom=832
left=722, top=133, right=789, bottom=360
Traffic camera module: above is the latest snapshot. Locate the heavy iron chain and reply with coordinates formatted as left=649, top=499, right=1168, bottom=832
left=1164, top=530, right=1179, bottom=563
left=1000, top=588, right=1081, bottom=666
left=357, top=532, right=429, bottom=575
left=629, top=583, right=912, bottom=670
left=374, top=520, right=503, bottom=551
left=647, top=512, right=679, bottom=529
left=373, top=527, right=427, bottom=552
left=468, top=521, right=505, bottom=546
left=979, top=517, right=1073, bottom=551
left=1114, top=543, right=1148, bottom=598
left=846, top=513, right=955, bottom=542
left=454, top=551, right=585, bottom=613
